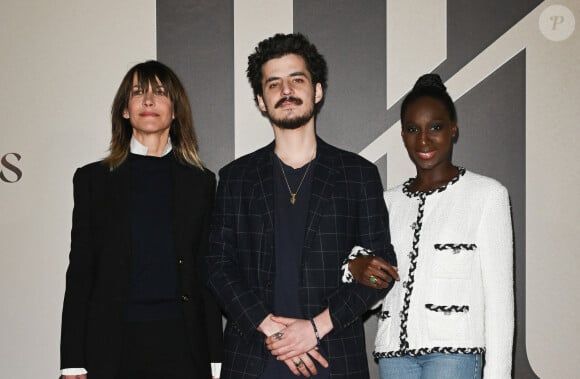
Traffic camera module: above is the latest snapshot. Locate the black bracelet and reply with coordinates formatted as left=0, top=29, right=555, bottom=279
left=310, top=318, right=321, bottom=346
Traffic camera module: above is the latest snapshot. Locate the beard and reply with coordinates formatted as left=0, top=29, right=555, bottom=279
left=266, top=96, right=315, bottom=130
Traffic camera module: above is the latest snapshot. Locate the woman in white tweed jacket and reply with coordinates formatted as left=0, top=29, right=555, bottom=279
left=345, top=74, right=514, bottom=378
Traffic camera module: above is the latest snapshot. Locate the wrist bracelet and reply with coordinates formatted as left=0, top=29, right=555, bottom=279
left=310, top=318, right=321, bottom=346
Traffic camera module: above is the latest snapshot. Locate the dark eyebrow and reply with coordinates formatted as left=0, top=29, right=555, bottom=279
left=264, top=76, right=281, bottom=84
left=264, top=71, right=308, bottom=84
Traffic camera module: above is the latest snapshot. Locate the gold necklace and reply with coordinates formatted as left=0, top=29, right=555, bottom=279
left=277, top=153, right=315, bottom=205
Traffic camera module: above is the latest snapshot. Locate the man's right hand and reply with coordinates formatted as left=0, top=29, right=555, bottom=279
left=258, top=313, right=286, bottom=336
left=349, top=256, right=399, bottom=289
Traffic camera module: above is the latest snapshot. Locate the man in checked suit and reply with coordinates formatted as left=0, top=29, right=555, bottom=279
left=206, top=33, right=398, bottom=379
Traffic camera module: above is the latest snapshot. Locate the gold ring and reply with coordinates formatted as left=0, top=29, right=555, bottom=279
left=369, top=275, right=377, bottom=284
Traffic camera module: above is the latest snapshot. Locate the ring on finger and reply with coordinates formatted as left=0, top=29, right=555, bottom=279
left=369, top=275, right=377, bottom=284
left=271, top=332, right=284, bottom=341
left=294, top=359, right=304, bottom=368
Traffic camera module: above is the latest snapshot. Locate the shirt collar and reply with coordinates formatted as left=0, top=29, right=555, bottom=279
left=130, top=136, right=173, bottom=157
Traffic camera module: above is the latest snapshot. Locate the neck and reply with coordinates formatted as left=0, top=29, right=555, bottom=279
left=413, top=164, right=458, bottom=191
left=273, top=122, right=317, bottom=168
left=132, top=129, right=170, bottom=157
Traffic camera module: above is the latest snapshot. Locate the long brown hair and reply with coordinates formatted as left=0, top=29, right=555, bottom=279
left=104, top=60, right=204, bottom=170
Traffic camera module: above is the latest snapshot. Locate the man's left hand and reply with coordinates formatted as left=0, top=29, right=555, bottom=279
left=265, top=316, right=317, bottom=360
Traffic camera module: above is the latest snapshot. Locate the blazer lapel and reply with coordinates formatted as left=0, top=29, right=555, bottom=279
left=248, top=144, right=276, bottom=279
left=303, top=139, right=339, bottom=252
left=171, top=159, right=204, bottom=258
left=252, top=143, right=275, bottom=233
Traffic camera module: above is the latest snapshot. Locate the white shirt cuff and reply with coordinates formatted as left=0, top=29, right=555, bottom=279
left=61, top=367, right=87, bottom=375
left=211, top=362, right=222, bottom=377
left=341, top=245, right=372, bottom=283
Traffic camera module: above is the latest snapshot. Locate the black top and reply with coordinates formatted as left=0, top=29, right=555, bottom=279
left=126, top=153, right=179, bottom=321
left=260, top=152, right=329, bottom=379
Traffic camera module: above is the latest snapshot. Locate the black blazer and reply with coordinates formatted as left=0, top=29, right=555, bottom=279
left=60, top=154, right=223, bottom=378
left=207, top=138, right=396, bottom=379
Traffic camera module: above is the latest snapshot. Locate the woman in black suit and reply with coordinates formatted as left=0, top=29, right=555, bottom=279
left=60, top=60, right=223, bottom=379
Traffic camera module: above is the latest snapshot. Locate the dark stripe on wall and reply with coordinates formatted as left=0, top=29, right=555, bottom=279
left=157, top=0, right=234, bottom=173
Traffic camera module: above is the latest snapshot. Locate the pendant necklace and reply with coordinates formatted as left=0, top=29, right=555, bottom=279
left=277, top=153, right=315, bottom=205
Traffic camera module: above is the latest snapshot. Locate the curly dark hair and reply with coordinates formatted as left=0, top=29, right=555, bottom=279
left=400, top=73, right=457, bottom=123
left=247, top=33, right=328, bottom=109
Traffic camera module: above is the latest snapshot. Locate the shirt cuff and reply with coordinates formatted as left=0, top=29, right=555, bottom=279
left=211, top=362, right=222, bottom=378
left=61, top=367, right=87, bottom=375
left=340, top=245, right=373, bottom=283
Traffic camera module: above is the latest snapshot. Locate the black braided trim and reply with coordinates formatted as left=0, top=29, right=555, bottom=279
left=378, top=311, right=391, bottom=320
left=434, top=243, right=477, bottom=252
left=425, top=304, right=469, bottom=313
left=402, top=167, right=466, bottom=198
left=397, top=193, right=426, bottom=351
left=374, top=346, right=485, bottom=359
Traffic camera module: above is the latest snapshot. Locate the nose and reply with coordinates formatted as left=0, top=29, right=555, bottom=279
left=281, top=79, right=293, bottom=95
left=418, top=129, right=429, bottom=145
left=142, top=89, right=154, bottom=106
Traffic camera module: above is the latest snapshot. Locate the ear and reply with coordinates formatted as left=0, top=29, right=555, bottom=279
left=123, top=109, right=130, bottom=119
left=257, top=94, right=267, bottom=112
left=451, top=123, right=458, bottom=138
left=314, top=83, right=323, bottom=104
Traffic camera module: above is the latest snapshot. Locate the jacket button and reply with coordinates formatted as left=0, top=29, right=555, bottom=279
left=181, top=295, right=189, bottom=301
left=178, top=258, right=184, bottom=265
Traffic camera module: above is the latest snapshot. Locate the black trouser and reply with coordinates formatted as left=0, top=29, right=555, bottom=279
left=117, top=319, right=195, bottom=379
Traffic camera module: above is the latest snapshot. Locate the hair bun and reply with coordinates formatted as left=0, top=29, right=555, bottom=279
left=413, top=73, right=446, bottom=92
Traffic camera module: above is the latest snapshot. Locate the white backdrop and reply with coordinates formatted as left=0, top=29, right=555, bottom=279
left=0, top=0, right=156, bottom=375
left=0, top=0, right=578, bottom=377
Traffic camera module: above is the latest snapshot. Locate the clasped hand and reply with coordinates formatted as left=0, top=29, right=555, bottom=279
left=261, top=315, right=328, bottom=377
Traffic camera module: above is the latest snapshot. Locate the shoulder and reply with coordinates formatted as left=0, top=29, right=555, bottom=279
left=77, top=160, right=107, bottom=173
left=317, top=140, right=379, bottom=183
left=218, top=143, right=272, bottom=178
left=384, top=183, right=405, bottom=206
left=178, top=160, right=216, bottom=182
left=385, top=183, right=405, bottom=197
left=320, top=140, right=375, bottom=168
left=73, top=160, right=108, bottom=180
left=461, top=170, right=508, bottom=196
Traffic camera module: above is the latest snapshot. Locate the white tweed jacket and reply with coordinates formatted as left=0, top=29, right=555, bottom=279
left=375, top=169, right=514, bottom=378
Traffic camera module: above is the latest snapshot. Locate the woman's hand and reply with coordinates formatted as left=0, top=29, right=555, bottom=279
left=349, top=256, right=399, bottom=288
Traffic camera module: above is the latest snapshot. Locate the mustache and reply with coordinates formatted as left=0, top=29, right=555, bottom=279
left=275, top=96, right=303, bottom=108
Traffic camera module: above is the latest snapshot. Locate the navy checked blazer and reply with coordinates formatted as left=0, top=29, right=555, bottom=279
left=207, top=138, right=396, bottom=379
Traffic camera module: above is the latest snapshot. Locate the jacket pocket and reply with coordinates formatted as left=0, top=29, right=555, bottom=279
left=425, top=303, right=469, bottom=341
left=431, top=243, right=476, bottom=279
